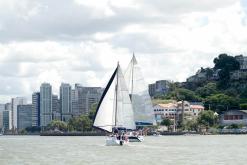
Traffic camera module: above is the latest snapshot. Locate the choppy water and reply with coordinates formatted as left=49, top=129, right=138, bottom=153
left=0, top=135, right=247, bottom=165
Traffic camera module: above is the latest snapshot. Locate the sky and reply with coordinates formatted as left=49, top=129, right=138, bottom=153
left=0, top=0, right=247, bottom=103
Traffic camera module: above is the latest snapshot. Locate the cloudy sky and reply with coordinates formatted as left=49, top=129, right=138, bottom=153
left=0, top=0, right=247, bottom=103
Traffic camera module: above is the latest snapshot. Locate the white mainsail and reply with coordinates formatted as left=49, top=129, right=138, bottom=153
left=93, top=64, right=136, bottom=132
left=124, top=54, right=156, bottom=126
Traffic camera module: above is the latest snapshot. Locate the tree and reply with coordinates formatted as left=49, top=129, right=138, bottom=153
left=214, top=54, right=240, bottom=71
left=195, top=83, right=218, bottom=98
left=47, top=120, right=68, bottom=132
left=204, top=94, right=239, bottom=112
left=213, top=54, right=240, bottom=89
left=68, top=115, right=93, bottom=132
left=175, top=88, right=201, bottom=102
left=160, top=118, right=172, bottom=127
left=240, top=103, right=247, bottom=110
left=89, top=103, right=98, bottom=121
left=197, top=110, right=217, bottom=127
left=183, top=119, right=198, bottom=131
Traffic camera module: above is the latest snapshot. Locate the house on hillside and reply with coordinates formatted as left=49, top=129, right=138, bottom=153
left=153, top=101, right=204, bottom=123
left=220, top=110, right=247, bottom=126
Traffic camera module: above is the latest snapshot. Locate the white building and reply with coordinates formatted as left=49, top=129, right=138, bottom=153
left=154, top=103, right=177, bottom=122
left=154, top=101, right=204, bottom=122
left=11, top=97, right=27, bottom=130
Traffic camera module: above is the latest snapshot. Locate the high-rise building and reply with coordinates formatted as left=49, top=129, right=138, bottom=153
left=0, top=104, right=5, bottom=129
left=17, top=105, right=32, bottom=130
left=3, top=110, right=12, bottom=130
left=40, top=83, right=52, bottom=127
left=11, top=97, right=27, bottom=130
left=71, top=89, right=79, bottom=117
left=52, top=95, right=61, bottom=120
left=74, top=84, right=103, bottom=115
left=32, top=92, right=40, bottom=127
left=5, top=103, right=11, bottom=111
left=3, top=103, right=12, bottom=130
left=60, top=83, right=72, bottom=122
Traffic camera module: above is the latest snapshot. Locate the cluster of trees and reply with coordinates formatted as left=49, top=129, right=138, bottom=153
left=45, top=115, right=93, bottom=132
left=154, top=54, right=247, bottom=113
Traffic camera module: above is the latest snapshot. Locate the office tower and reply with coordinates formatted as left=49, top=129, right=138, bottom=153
left=11, top=97, right=27, bottom=130
left=32, top=92, right=40, bottom=127
left=52, top=95, right=61, bottom=120
left=74, top=84, right=103, bottom=115
left=17, top=105, right=32, bottom=130
left=60, top=83, right=72, bottom=121
left=0, top=104, right=4, bottom=129
left=3, top=110, right=12, bottom=130
left=71, top=89, right=79, bottom=117
left=40, top=83, right=52, bottom=127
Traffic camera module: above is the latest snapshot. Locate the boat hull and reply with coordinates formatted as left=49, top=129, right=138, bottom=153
left=106, top=137, right=128, bottom=146
left=128, top=135, right=144, bottom=142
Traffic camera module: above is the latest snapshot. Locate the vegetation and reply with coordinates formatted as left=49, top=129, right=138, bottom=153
left=160, top=118, right=172, bottom=127
left=154, top=53, right=247, bottom=113
left=46, top=120, right=68, bottom=132
left=68, top=115, right=92, bottom=132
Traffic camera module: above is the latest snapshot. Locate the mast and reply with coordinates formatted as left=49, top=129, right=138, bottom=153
left=115, top=62, right=119, bottom=127
left=130, top=53, right=134, bottom=101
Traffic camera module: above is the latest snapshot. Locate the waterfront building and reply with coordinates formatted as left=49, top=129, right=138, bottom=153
left=73, top=84, right=103, bottom=115
left=11, top=97, right=27, bottom=130
left=148, top=80, right=170, bottom=97
left=60, top=83, right=72, bottom=122
left=52, top=95, right=61, bottom=120
left=3, top=110, right=12, bottom=130
left=32, top=92, right=40, bottom=127
left=40, top=83, right=52, bottom=127
left=153, top=103, right=177, bottom=122
left=0, top=104, right=5, bottom=129
left=220, top=110, right=247, bottom=126
left=71, top=89, right=79, bottom=117
left=154, top=101, right=204, bottom=122
left=17, top=105, right=32, bottom=130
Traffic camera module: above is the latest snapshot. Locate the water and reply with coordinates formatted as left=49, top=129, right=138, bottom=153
left=0, top=135, right=247, bottom=165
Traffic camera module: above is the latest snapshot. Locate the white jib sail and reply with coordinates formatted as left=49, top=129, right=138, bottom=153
left=124, top=54, right=156, bottom=126
left=93, top=65, right=136, bottom=132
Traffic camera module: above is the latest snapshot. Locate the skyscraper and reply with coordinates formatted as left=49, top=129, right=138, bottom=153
left=32, top=92, right=40, bottom=127
left=11, top=97, right=27, bottom=130
left=74, top=84, right=103, bottom=115
left=17, top=105, right=32, bottom=130
left=71, top=89, right=79, bottom=117
left=0, top=104, right=5, bottom=129
left=40, top=83, right=52, bottom=127
left=60, top=83, right=72, bottom=122
left=52, top=94, right=61, bottom=120
left=3, top=110, right=12, bottom=130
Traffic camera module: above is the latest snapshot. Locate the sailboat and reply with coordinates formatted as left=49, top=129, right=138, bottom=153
left=93, top=63, right=136, bottom=146
left=124, top=54, right=156, bottom=142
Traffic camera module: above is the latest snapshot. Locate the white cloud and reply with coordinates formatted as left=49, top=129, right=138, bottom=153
left=0, top=0, right=247, bottom=102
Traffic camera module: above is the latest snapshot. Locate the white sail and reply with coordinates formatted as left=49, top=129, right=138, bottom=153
left=124, top=54, right=156, bottom=126
left=93, top=64, right=136, bottom=132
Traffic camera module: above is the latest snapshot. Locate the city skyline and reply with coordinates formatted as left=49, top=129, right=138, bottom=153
left=0, top=0, right=247, bottom=102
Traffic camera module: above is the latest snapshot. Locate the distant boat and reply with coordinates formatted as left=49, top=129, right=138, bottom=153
left=124, top=54, right=157, bottom=142
left=93, top=63, right=136, bottom=146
